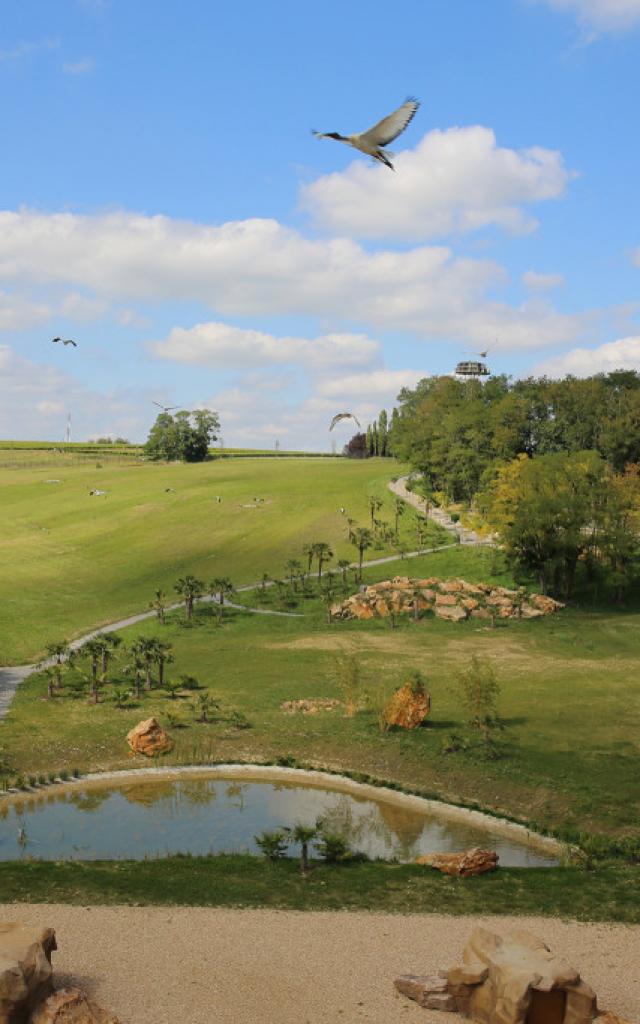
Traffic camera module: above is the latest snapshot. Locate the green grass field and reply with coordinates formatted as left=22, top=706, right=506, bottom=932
left=0, top=453, right=412, bottom=664
left=4, top=545, right=639, bottom=841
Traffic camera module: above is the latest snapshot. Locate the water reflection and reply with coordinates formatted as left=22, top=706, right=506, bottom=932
left=0, top=777, right=557, bottom=866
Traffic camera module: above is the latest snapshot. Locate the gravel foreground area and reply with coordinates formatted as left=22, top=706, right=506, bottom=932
left=2, top=905, right=639, bottom=1024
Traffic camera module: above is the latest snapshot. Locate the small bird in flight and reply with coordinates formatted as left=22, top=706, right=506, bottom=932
left=329, top=412, right=361, bottom=431
left=52, top=337, right=77, bottom=347
left=152, top=401, right=179, bottom=413
left=313, top=98, right=419, bottom=171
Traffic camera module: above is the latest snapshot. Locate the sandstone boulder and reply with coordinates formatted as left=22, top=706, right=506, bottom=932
left=30, top=988, right=120, bottom=1024
left=0, top=922, right=56, bottom=1024
left=435, top=593, right=458, bottom=606
left=126, top=717, right=173, bottom=757
left=597, top=1014, right=634, bottom=1024
left=384, top=680, right=431, bottom=730
left=435, top=604, right=468, bottom=622
left=415, top=848, right=498, bottom=877
left=394, top=975, right=456, bottom=1011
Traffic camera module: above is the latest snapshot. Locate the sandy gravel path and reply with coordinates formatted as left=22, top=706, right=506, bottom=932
left=2, top=905, right=638, bottom=1024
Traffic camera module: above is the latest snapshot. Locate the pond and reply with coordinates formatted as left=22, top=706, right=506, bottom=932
left=0, top=774, right=558, bottom=865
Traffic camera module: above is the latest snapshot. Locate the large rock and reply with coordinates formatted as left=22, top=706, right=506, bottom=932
left=394, top=975, right=456, bottom=1011
left=415, top=848, right=498, bottom=877
left=30, top=989, right=120, bottom=1024
left=0, top=922, right=56, bottom=1024
left=126, top=717, right=173, bottom=757
left=597, top=1014, right=634, bottom=1024
left=447, top=928, right=597, bottom=1023
left=435, top=604, right=468, bottom=622
left=384, top=680, right=431, bottom=730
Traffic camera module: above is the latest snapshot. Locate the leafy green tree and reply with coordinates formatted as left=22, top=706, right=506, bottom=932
left=144, top=408, right=220, bottom=462
left=480, top=451, right=607, bottom=597
left=174, top=575, right=204, bottom=620
left=457, top=655, right=503, bottom=757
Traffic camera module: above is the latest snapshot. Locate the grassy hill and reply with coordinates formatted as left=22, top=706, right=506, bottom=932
left=0, top=453, right=410, bottom=663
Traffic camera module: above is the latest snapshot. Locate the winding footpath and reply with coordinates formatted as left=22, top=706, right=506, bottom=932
left=0, top=474, right=486, bottom=718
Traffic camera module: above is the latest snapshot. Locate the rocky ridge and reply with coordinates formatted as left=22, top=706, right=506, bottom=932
left=330, top=577, right=563, bottom=623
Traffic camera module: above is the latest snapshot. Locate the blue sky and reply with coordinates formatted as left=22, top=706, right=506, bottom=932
left=1, top=0, right=639, bottom=448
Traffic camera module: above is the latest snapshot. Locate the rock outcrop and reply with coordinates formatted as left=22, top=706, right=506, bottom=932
left=384, top=680, right=431, bottom=730
left=394, top=975, right=456, bottom=1011
left=395, top=927, right=599, bottom=1023
left=30, top=988, right=121, bottom=1024
left=415, top=848, right=499, bottom=877
left=126, top=717, right=173, bottom=756
left=330, top=577, right=563, bottom=624
left=280, top=699, right=341, bottom=714
left=0, top=922, right=56, bottom=1024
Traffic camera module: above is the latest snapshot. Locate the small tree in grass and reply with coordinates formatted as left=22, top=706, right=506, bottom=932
left=289, top=823, right=318, bottom=875
left=333, top=652, right=363, bottom=717
left=457, top=655, right=504, bottom=758
left=254, top=829, right=289, bottom=860
left=149, top=588, right=168, bottom=624
left=174, top=575, right=204, bottom=620
left=351, top=527, right=373, bottom=582
left=45, top=641, right=70, bottom=691
left=192, top=691, right=220, bottom=723
left=337, top=559, right=351, bottom=589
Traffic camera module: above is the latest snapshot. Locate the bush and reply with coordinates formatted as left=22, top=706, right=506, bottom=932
left=314, top=831, right=352, bottom=864
left=254, top=829, right=289, bottom=860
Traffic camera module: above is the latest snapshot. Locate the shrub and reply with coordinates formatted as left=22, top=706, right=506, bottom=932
left=254, top=829, right=289, bottom=860
left=276, top=754, right=298, bottom=768
left=315, top=831, right=352, bottom=863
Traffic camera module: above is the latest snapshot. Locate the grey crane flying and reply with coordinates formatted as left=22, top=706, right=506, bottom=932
left=313, top=98, right=419, bottom=171
left=52, top=337, right=77, bottom=347
left=329, top=412, right=361, bottom=432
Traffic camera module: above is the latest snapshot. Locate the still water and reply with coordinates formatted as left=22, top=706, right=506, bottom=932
left=0, top=776, right=557, bottom=866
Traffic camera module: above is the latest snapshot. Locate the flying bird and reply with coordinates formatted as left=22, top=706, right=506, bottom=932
left=52, top=337, right=77, bottom=347
left=329, top=412, right=361, bottom=432
left=313, top=98, right=419, bottom=171
left=152, top=401, right=179, bottom=413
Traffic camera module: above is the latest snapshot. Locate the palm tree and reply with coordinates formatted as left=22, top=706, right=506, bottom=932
left=346, top=517, right=356, bottom=543
left=369, top=496, right=383, bottom=527
left=301, top=543, right=315, bottom=576
left=351, top=527, right=373, bottom=582
left=210, top=576, right=235, bottom=605
left=393, top=497, right=406, bottom=538
left=79, top=638, right=105, bottom=697
left=337, top=559, right=351, bottom=589
left=192, top=691, right=220, bottom=723
left=260, top=572, right=271, bottom=592
left=174, top=575, right=204, bottom=620
left=154, top=641, right=174, bottom=687
left=130, top=637, right=159, bottom=691
left=149, top=588, right=168, bottom=624
left=285, top=559, right=302, bottom=590
left=123, top=653, right=145, bottom=699
left=44, top=641, right=69, bottom=691
left=289, top=823, right=318, bottom=875
left=96, top=633, right=122, bottom=680
left=313, top=542, right=333, bottom=582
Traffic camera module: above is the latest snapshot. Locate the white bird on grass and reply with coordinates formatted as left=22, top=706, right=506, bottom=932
left=313, top=98, right=419, bottom=171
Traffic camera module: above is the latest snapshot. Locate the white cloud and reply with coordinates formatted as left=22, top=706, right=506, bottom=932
left=0, top=38, right=59, bottom=62
left=62, top=57, right=95, bottom=74
left=0, top=208, right=586, bottom=349
left=0, top=291, right=51, bottom=331
left=523, top=270, right=565, bottom=291
left=533, top=335, right=640, bottom=376
left=150, top=322, right=381, bottom=371
left=302, top=126, right=571, bottom=241
left=317, top=369, right=430, bottom=399
left=0, top=343, right=147, bottom=441
left=536, top=0, right=640, bottom=33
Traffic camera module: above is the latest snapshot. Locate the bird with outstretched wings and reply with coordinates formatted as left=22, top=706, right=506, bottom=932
left=52, top=337, right=77, bottom=347
left=313, top=98, right=419, bottom=170
left=329, top=412, right=361, bottom=432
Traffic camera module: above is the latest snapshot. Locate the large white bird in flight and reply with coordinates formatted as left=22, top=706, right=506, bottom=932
left=313, top=98, right=419, bottom=170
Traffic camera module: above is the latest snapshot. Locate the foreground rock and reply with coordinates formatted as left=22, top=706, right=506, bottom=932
left=384, top=678, right=431, bottom=730
left=0, top=922, right=57, bottom=1024
left=330, top=577, right=564, bottom=624
left=395, top=927, right=599, bottom=1022
left=126, top=717, right=173, bottom=756
left=30, top=988, right=121, bottom=1024
left=415, top=848, right=498, bottom=878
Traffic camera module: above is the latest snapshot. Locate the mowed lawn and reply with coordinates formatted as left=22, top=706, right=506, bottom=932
left=0, top=454, right=410, bottom=664
left=5, top=546, right=640, bottom=838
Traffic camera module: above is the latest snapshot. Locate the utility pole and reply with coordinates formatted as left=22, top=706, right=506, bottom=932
left=64, top=413, right=71, bottom=443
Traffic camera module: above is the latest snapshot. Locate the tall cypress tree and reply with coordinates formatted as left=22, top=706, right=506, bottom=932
left=378, top=409, right=388, bottom=456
